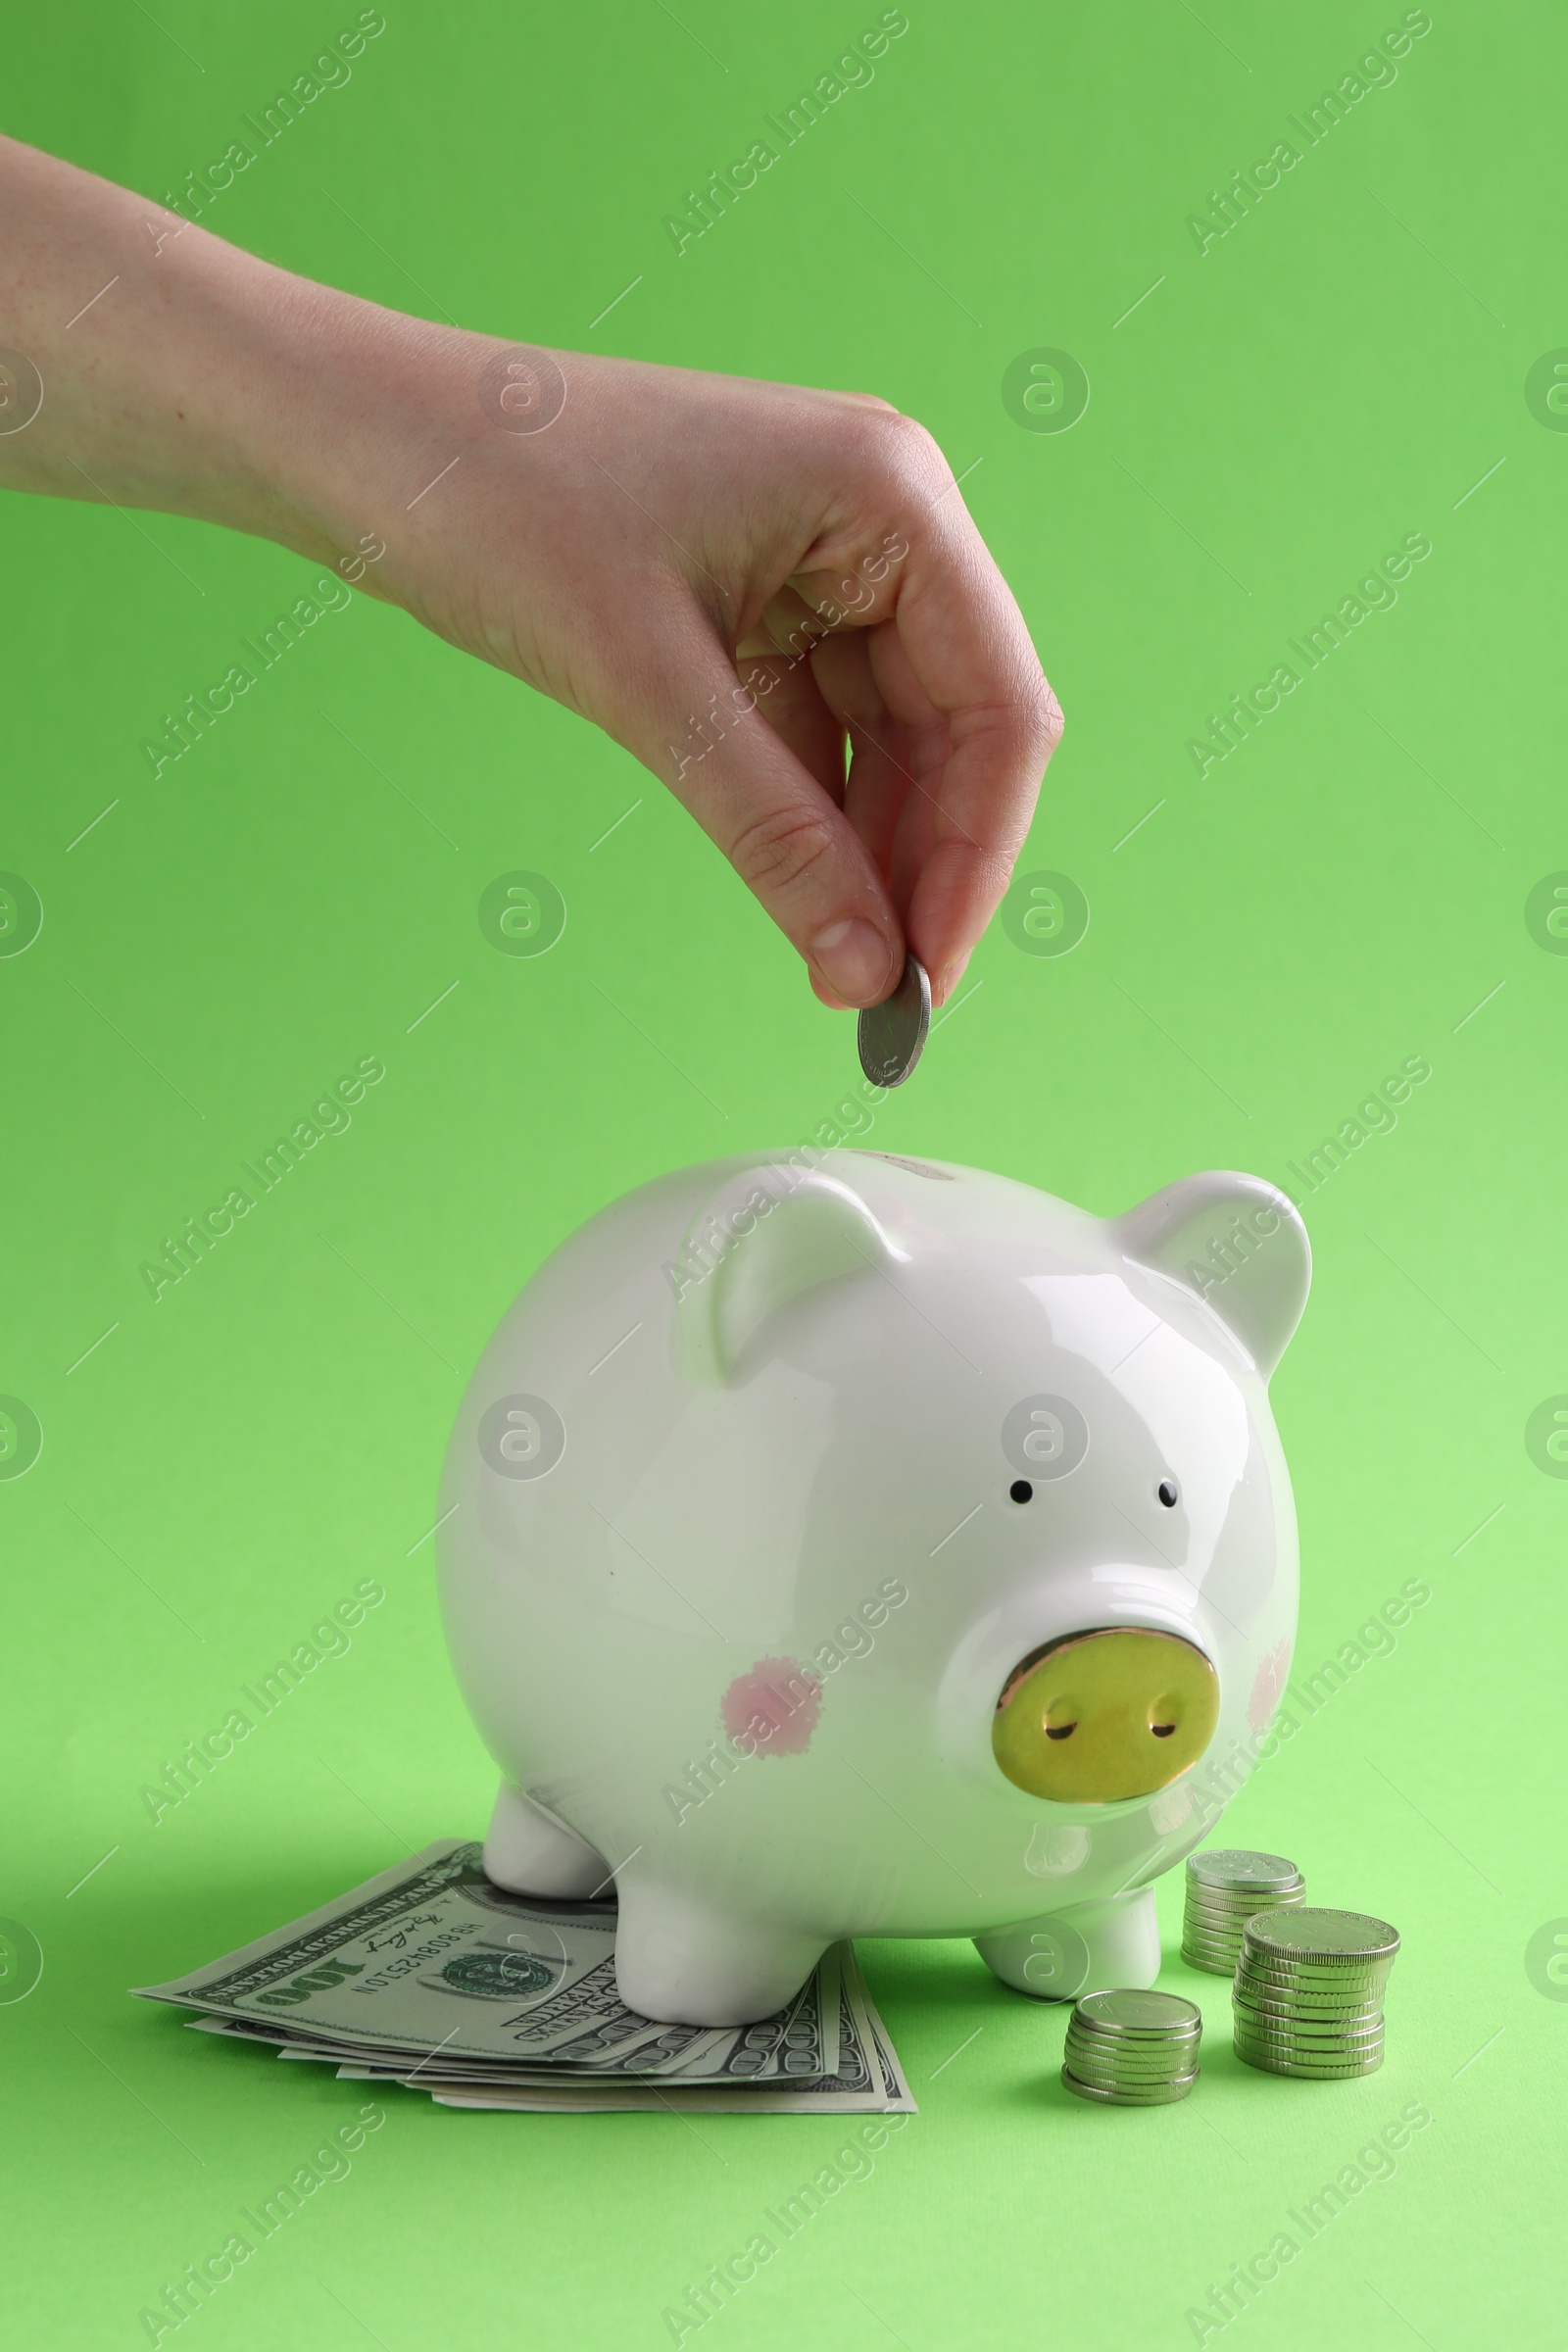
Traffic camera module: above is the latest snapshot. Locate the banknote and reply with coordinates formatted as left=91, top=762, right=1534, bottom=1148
left=180, top=1947, right=846, bottom=2087
left=422, top=1953, right=915, bottom=2114
left=136, top=1840, right=913, bottom=2114
left=294, top=1948, right=906, bottom=2114
left=182, top=1945, right=842, bottom=2084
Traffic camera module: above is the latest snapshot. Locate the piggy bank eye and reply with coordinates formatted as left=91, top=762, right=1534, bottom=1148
left=1009, top=1479, right=1033, bottom=1504
left=1157, top=1478, right=1179, bottom=1508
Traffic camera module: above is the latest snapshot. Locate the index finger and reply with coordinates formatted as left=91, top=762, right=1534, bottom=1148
left=815, top=461, right=1062, bottom=1001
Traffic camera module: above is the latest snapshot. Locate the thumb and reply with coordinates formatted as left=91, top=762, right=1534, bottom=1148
left=627, top=622, right=905, bottom=1009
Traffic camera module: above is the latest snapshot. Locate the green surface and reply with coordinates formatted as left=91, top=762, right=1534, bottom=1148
left=3, top=4, right=1564, bottom=2346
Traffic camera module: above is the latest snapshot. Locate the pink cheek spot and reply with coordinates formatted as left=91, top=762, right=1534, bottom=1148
left=1248, top=1638, right=1291, bottom=1732
left=720, top=1657, right=822, bottom=1756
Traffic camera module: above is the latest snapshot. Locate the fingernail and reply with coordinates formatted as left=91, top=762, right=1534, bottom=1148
left=932, top=951, right=971, bottom=1007
left=810, top=918, right=896, bottom=1007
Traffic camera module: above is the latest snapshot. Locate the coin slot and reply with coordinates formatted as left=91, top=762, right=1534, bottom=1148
left=1008, top=1479, right=1033, bottom=1504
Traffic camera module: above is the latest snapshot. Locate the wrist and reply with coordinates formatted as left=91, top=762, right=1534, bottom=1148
left=242, top=291, right=481, bottom=578
left=120, top=230, right=443, bottom=573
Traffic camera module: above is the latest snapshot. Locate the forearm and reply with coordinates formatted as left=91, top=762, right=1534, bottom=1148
left=0, top=131, right=439, bottom=567
left=0, top=131, right=1057, bottom=1006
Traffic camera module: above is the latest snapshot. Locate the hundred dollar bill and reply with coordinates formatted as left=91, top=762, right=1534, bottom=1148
left=371, top=1949, right=913, bottom=2114
left=136, top=1841, right=910, bottom=2107
left=428, top=2085, right=906, bottom=2112
left=185, top=1965, right=911, bottom=2114
left=181, top=1944, right=842, bottom=2088
left=408, top=1949, right=913, bottom=2113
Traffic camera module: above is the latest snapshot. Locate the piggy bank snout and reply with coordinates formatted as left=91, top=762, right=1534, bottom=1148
left=991, top=1627, right=1219, bottom=1804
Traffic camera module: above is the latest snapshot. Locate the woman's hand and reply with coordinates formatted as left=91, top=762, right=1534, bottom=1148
left=0, top=135, right=1061, bottom=1007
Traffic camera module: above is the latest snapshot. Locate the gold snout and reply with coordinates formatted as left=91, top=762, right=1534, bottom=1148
left=992, top=1627, right=1219, bottom=1804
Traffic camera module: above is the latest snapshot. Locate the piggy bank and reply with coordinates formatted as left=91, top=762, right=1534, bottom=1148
left=437, top=1151, right=1309, bottom=2026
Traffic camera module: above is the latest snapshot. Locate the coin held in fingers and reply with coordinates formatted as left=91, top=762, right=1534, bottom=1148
left=858, top=954, right=931, bottom=1089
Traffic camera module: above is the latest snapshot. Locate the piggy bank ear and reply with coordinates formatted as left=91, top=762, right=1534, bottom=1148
left=1113, top=1171, right=1310, bottom=1378
left=675, top=1169, right=902, bottom=1385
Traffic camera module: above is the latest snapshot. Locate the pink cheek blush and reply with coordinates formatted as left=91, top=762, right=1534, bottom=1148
left=720, top=1658, right=822, bottom=1755
left=1248, top=1637, right=1291, bottom=1732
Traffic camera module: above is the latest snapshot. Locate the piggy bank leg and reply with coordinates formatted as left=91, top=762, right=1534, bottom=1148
left=612, top=1875, right=826, bottom=2028
left=482, top=1783, right=609, bottom=1901
left=974, top=1886, right=1160, bottom=2000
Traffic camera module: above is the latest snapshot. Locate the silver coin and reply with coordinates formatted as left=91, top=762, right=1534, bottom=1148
left=1238, top=2065, right=1386, bottom=2083
left=1238, top=1945, right=1395, bottom=1978
left=1234, top=1975, right=1385, bottom=2010
left=1067, top=2020, right=1202, bottom=2048
left=1187, top=1886, right=1304, bottom=1916
left=1064, top=2057, right=1200, bottom=2088
left=1182, top=1908, right=1251, bottom=1930
left=1062, top=2068, right=1198, bottom=2105
left=1186, top=1850, right=1304, bottom=1893
left=1239, top=1963, right=1393, bottom=1992
left=1186, top=1889, right=1305, bottom=1914
left=1241, top=1990, right=1388, bottom=2017
left=1197, top=1923, right=1295, bottom=1943
left=1233, top=2013, right=1385, bottom=2048
left=1237, top=1965, right=1393, bottom=1998
left=1234, top=2021, right=1384, bottom=2048
left=1066, top=2046, right=1203, bottom=2076
left=1068, top=2031, right=1200, bottom=2049
left=1234, top=1978, right=1385, bottom=2008
left=1235, top=2004, right=1385, bottom=2030
left=1065, top=2035, right=1200, bottom=2063
left=1234, top=1955, right=1384, bottom=1987
left=1233, top=2011, right=1385, bottom=2043
left=1236, top=2058, right=1384, bottom=2082
left=1187, top=1890, right=1284, bottom=1913
left=1236, top=2007, right=1384, bottom=2033
left=1066, top=2072, right=1199, bottom=2099
left=1065, top=2034, right=1197, bottom=2061
left=1065, top=2055, right=1200, bottom=2082
left=1244, top=1908, right=1399, bottom=1965
left=1235, top=2043, right=1386, bottom=2071
left=1073, top=1989, right=1202, bottom=2036
left=1235, top=2045, right=1385, bottom=2073
left=1065, top=2028, right=1200, bottom=2061
left=1234, top=2044, right=1385, bottom=2079
left=1236, top=2030, right=1386, bottom=2053
left=858, top=953, right=931, bottom=1089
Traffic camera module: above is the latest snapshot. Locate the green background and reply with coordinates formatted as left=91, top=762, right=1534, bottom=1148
left=3, top=2, right=1564, bottom=2345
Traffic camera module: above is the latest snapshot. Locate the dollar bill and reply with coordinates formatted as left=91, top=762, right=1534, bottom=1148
left=181, top=1947, right=843, bottom=2087
left=351, top=1949, right=910, bottom=2114
left=136, top=1841, right=913, bottom=2113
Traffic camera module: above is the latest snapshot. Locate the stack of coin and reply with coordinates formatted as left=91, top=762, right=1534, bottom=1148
left=1182, top=1848, right=1306, bottom=1976
left=1062, top=1988, right=1202, bottom=2105
left=1233, top=1908, right=1399, bottom=2079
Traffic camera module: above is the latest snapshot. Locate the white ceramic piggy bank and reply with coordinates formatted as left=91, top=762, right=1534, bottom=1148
left=438, top=1151, right=1310, bottom=2026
